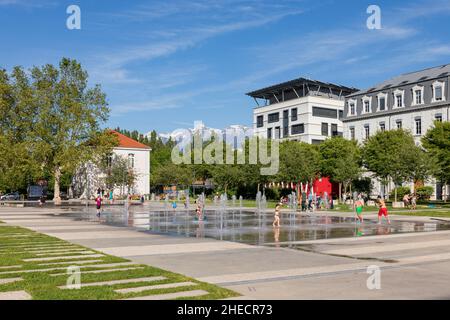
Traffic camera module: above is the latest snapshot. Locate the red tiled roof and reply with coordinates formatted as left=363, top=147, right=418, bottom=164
left=110, top=130, right=151, bottom=150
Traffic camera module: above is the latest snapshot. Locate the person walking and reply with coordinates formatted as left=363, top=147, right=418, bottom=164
left=377, top=196, right=390, bottom=225
left=411, top=194, right=417, bottom=210
left=308, top=192, right=313, bottom=212
left=403, top=193, right=410, bottom=208
left=273, top=202, right=281, bottom=227
left=96, top=195, right=102, bottom=217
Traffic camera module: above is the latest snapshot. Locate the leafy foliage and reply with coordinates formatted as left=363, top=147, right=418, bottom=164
left=422, top=121, right=450, bottom=184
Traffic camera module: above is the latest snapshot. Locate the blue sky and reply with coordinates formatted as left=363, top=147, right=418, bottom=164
left=1, top=0, right=450, bottom=133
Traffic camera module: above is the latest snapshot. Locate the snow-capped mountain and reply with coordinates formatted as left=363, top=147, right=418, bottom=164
left=150, top=121, right=252, bottom=145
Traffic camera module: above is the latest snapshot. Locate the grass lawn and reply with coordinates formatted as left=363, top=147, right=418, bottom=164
left=0, top=222, right=238, bottom=300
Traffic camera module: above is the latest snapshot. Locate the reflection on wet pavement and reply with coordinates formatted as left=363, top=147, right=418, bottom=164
left=64, top=207, right=450, bottom=247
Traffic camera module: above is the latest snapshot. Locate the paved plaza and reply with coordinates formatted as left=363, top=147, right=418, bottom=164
left=1, top=206, right=450, bottom=299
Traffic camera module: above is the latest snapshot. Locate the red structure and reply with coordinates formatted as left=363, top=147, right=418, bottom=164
left=312, top=177, right=339, bottom=198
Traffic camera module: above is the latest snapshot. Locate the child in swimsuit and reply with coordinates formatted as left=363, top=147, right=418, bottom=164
left=377, top=196, right=390, bottom=225
left=355, top=198, right=364, bottom=223
left=273, top=203, right=281, bottom=227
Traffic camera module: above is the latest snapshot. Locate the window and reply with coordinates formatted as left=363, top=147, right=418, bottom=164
left=339, top=110, right=343, bottom=119
left=377, top=92, right=388, bottom=111
left=435, top=114, right=442, bottom=122
left=364, top=100, right=370, bottom=113
left=331, top=124, right=338, bottom=136
left=291, top=124, right=304, bottom=135
left=396, top=120, right=402, bottom=129
left=313, top=107, right=338, bottom=118
left=268, top=112, right=279, bottom=123
left=432, top=81, right=446, bottom=102
left=415, top=90, right=422, bottom=105
left=362, top=96, right=371, bottom=113
left=256, top=115, right=264, bottom=128
left=267, top=128, right=272, bottom=139
left=106, top=154, right=113, bottom=168
left=350, top=127, right=355, bottom=140
left=415, top=118, right=422, bottom=135
left=435, top=86, right=443, bottom=101
left=128, top=153, right=135, bottom=168
left=350, top=103, right=355, bottom=115
left=283, top=110, right=289, bottom=137
left=378, top=97, right=386, bottom=111
left=412, top=85, right=424, bottom=106
left=379, top=123, right=385, bottom=132
left=321, top=123, right=328, bottom=136
left=291, top=108, right=298, bottom=121
left=364, top=125, right=370, bottom=139
left=275, top=127, right=280, bottom=139
left=396, top=94, right=403, bottom=107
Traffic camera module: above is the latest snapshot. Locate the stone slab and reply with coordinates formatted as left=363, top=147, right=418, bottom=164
left=121, top=289, right=209, bottom=300
left=115, top=281, right=197, bottom=294
left=0, top=290, right=31, bottom=300
left=59, top=276, right=166, bottom=289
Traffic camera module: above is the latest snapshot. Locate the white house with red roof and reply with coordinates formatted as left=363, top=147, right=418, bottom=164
left=71, top=131, right=151, bottom=199
left=110, top=131, right=151, bottom=196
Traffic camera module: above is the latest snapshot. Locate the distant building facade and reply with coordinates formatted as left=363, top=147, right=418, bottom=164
left=111, top=131, right=151, bottom=196
left=342, top=63, right=450, bottom=200
left=72, top=131, right=151, bottom=199
left=247, top=78, right=357, bottom=144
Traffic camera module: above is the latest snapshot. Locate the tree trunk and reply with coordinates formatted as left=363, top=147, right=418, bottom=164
left=338, top=183, right=342, bottom=203
left=53, top=166, right=62, bottom=206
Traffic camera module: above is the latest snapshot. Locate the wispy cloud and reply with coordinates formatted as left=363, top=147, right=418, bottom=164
left=0, top=0, right=55, bottom=7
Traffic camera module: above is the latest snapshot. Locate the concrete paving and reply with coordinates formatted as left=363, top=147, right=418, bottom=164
left=0, top=290, right=32, bottom=300
left=115, top=281, right=197, bottom=294
left=121, top=289, right=209, bottom=300
left=58, top=276, right=166, bottom=289
left=1, top=206, right=450, bottom=299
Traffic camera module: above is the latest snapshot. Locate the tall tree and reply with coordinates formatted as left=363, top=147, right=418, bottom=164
left=421, top=121, right=450, bottom=186
left=319, top=136, right=361, bottom=201
left=0, top=67, right=42, bottom=192
left=361, top=129, right=423, bottom=201
left=30, top=58, right=114, bottom=204
left=277, top=141, right=321, bottom=184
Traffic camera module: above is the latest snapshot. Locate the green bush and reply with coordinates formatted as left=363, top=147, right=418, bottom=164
left=390, top=186, right=411, bottom=200
left=416, top=186, right=434, bottom=200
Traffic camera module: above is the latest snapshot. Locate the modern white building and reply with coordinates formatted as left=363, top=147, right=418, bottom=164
left=247, top=78, right=357, bottom=144
left=342, top=63, right=450, bottom=200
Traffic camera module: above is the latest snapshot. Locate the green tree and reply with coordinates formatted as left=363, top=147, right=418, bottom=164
left=0, top=58, right=115, bottom=203
left=422, top=121, right=450, bottom=186
left=101, top=155, right=136, bottom=196
left=0, top=67, right=42, bottom=192
left=361, top=129, right=425, bottom=201
left=152, top=163, right=193, bottom=187
left=319, top=137, right=361, bottom=202
left=277, top=141, right=320, bottom=184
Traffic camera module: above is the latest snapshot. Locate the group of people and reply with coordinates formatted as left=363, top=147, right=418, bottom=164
left=403, top=193, right=417, bottom=210
left=274, top=193, right=392, bottom=227
left=354, top=194, right=391, bottom=224
left=299, top=193, right=334, bottom=212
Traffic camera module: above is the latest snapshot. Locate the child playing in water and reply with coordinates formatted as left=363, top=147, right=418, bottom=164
left=355, top=196, right=364, bottom=223
left=196, top=203, right=203, bottom=221
left=377, top=196, right=390, bottom=225
left=273, top=202, right=281, bottom=227
left=96, top=195, right=102, bottom=217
